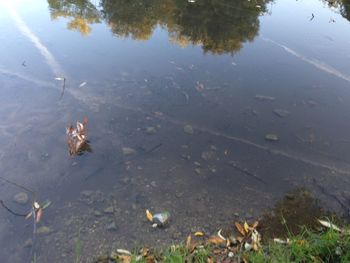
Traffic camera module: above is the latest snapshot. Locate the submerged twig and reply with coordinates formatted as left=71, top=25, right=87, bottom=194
left=59, top=77, right=66, bottom=99
left=0, top=200, right=27, bottom=217
left=0, top=176, right=39, bottom=262
left=227, top=161, right=266, bottom=184
left=313, top=178, right=350, bottom=217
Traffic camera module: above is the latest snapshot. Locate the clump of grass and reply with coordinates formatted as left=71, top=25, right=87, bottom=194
left=247, top=226, right=350, bottom=263
left=123, top=225, right=350, bottom=263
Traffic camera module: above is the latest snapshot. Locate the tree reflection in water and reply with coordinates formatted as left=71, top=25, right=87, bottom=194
left=47, top=0, right=271, bottom=54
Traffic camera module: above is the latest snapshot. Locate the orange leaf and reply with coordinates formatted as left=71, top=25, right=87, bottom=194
left=235, top=222, right=245, bottom=236
left=208, top=235, right=225, bottom=245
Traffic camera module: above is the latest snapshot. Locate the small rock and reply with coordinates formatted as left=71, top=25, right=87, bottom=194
left=201, top=151, right=216, bottom=162
left=13, top=192, right=28, bottom=205
left=175, top=192, right=184, bottom=198
left=80, top=190, right=94, bottom=198
left=94, top=210, right=102, bottom=217
left=146, top=126, right=156, bottom=134
left=23, top=238, right=33, bottom=248
left=194, top=168, right=201, bottom=174
left=106, top=222, right=118, bottom=231
left=37, top=226, right=52, bottom=235
left=265, top=134, right=279, bottom=142
left=183, top=125, right=194, bottom=135
left=104, top=206, right=114, bottom=214
left=273, top=109, right=290, bottom=118
left=122, top=147, right=136, bottom=156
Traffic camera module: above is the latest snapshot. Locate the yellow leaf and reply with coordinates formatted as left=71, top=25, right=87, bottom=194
left=244, top=221, right=249, bottom=233
left=194, top=231, right=204, bottom=237
left=146, top=209, right=153, bottom=222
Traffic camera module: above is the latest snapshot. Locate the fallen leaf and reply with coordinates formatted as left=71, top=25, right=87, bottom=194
left=186, top=235, right=192, bottom=250
left=208, top=235, right=225, bottom=245
left=35, top=208, right=43, bottom=223
left=244, top=221, right=249, bottom=233
left=235, top=222, right=245, bottom=236
left=146, top=209, right=153, bottom=222
left=194, top=231, right=204, bottom=237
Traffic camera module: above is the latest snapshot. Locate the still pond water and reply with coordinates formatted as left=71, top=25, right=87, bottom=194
left=1, top=0, right=350, bottom=262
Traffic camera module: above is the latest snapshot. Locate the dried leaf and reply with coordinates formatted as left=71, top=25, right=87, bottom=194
left=236, top=236, right=243, bottom=243
left=244, top=221, right=249, bottom=233
left=146, top=209, right=153, bottom=222
left=35, top=208, right=43, bottom=223
left=207, top=257, right=214, bottom=263
left=318, top=219, right=341, bottom=232
left=194, top=231, right=204, bottom=237
left=118, top=254, right=131, bottom=263
left=185, top=235, right=192, bottom=250
left=235, top=222, right=245, bottom=236
left=252, top=221, right=259, bottom=229
left=208, top=235, right=225, bottom=245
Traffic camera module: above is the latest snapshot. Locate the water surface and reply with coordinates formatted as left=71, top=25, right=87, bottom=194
left=1, top=0, right=350, bottom=262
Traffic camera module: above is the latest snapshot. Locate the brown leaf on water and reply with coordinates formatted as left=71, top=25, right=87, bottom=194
left=235, top=222, right=245, bottom=236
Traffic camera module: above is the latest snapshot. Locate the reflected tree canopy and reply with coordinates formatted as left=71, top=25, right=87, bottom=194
left=48, top=0, right=101, bottom=36
left=323, top=0, right=350, bottom=21
left=47, top=0, right=271, bottom=54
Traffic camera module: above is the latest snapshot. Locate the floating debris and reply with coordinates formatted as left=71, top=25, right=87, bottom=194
left=265, top=134, right=279, bottom=142
left=318, top=219, right=342, bottom=232
left=66, top=117, right=91, bottom=156
left=145, top=209, right=170, bottom=227
left=122, top=147, right=136, bottom=156
left=79, top=81, right=87, bottom=88
left=273, top=109, right=290, bottom=118
left=13, top=192, right=29, bottom=205
left=183, top=124, right=194, bottom=135
left=255, top=95, right=276, bottom=101
left=195, top=81, right=205, bottom=92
